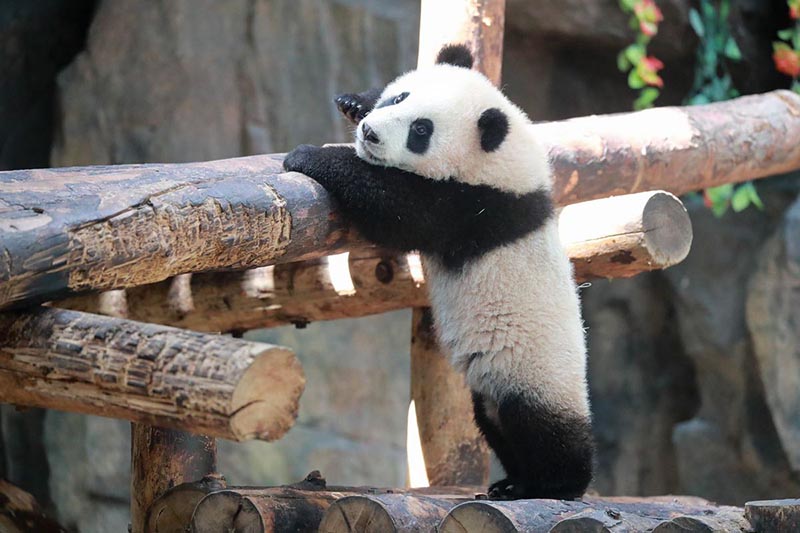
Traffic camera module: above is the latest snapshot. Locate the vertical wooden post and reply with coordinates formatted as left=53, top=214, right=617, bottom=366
left=130, top=424, right=217, bottom=533
left=411, top=0, right=506, bottom=486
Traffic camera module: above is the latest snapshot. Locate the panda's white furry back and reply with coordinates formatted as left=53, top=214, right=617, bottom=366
left=284, top=44, right=593, bottom=500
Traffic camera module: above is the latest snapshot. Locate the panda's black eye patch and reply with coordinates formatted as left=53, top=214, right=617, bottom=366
left=407, top=118, right=434, bottom=154
left=376, top=92, right=410, bottom=109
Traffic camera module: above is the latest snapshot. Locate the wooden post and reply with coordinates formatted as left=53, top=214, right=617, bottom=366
left=130, top=425, right=217, bottom=533
left=410, top=0, right=506, bottom=487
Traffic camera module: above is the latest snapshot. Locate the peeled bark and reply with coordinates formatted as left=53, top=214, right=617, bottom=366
left=0, top=307, right=304, bottom=441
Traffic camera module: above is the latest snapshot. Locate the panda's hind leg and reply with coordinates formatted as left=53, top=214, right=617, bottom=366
left=472, top=391, right=519, bottom=495
left=493, top=392, right=594, bottom=500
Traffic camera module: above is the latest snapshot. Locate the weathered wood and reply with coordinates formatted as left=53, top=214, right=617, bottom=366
left=2, top=92, right=795, bottom=310
left=0, top=307, right=304, bottom=440
left=0, top=479, right=67, bottom=533
left=410, top=308, right=490, bottom=486
left=59, top=190, right=692, bottom=332
left=144, top=473, right=226, bottom=533
left=562, top=191, right=692, bottom=280
left=190, top=476, right=479, bottom=533
left=439, top=497, right=750, bottom=533
left=319, top=493, right=467, bottom=533
left=131, top=426, right=218, bottom=533
left=745, top=499, right=800, bottom=533
left=417, top=0, right=506, bottom=85
left=542, top=90, right=800, bottom=205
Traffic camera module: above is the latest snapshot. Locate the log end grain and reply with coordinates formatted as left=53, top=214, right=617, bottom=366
left=190, top=490, right=266, bottom=532
left=641, top=192, right=693, bottom=268
left=230, top=345, right=306, bottom=441
left=439, top=501, right=518, bottom=533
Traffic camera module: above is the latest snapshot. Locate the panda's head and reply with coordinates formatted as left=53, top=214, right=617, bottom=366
left=355, top=44, right=550, bottom=194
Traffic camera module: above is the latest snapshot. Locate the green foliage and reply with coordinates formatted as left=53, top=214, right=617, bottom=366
left=617, top=0, right=664, bottom=108
left=687, top=0, right=763, bottom=216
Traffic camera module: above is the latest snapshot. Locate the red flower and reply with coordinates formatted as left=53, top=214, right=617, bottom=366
left=703, top=191, right=713, bottom=209
left=774, top=43, right=800, bottom=78
left=635, top=0, right=664, bottom=37
left=637, top=56, right=665, bottom=87
left=790, top=0, right=800, bottom=20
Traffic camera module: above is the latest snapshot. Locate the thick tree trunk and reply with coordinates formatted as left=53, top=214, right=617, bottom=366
left=2, top=91, right=796, bottom=310
left=0, top=307, right=304, bottom=441
left=130, top=426, right=217, bottom=533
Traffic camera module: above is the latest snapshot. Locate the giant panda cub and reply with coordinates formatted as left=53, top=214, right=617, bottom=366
left=283, top=44, right=593, bottom=500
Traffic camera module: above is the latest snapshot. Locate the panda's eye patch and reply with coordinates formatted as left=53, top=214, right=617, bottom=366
left=376, top=92, right=410, bottom=108
left=411, top=119, right=433, bottom=137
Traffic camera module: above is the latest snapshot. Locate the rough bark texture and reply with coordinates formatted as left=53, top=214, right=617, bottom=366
left=0, top=155, right=355, bottom=310
left=2, top=92, right=794, bottom=310
left=745, top=499, right=800, bottom=533
left=0, top=479, right=67, bottom=533
left=144, top=474, right=227, bottom=533
left=58, top=190, right=692, bottom=334
left=0, top=307, right=304, bottom=441
left=130, top=426, right=217, bottom=533
left=439, top=496, right=750, bottom=533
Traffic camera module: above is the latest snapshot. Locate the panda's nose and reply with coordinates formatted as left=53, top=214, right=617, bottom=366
left=362, top=123, right=380, bottom=144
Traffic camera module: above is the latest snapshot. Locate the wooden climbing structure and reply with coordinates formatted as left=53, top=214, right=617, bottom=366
left=2, top=0, right=800, bottom=531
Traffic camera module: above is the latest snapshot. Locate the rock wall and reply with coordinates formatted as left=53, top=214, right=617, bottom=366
left=2, top=1, right=799, bottom=531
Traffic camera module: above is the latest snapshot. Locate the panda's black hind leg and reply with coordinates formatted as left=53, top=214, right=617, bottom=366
left=473, top=390, right=594, bottom=500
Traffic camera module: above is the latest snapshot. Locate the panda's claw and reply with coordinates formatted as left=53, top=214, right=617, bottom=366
left=335, top=93, right=369, bottom=124
left=283, top=144, right=320, bottom=174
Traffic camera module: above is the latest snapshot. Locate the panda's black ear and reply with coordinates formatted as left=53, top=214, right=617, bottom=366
left=436, top=44, right=474, bottom=69
left=478, top=108, right=509, bottom=152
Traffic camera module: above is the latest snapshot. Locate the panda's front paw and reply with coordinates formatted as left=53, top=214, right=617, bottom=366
left=487, top=478, right=516, bottom=500
left=335, top=93, right=370, bottom=124
left=283, top=144, right=321, bottom=174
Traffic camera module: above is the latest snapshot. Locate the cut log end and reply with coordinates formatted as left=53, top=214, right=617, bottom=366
left=439, top=502, right=517, bottom=533
left=641, top=191, right=693, bottom=267
left=231, top=346, right=305, bottom=441
left=191, top=491, right=266, bottom=532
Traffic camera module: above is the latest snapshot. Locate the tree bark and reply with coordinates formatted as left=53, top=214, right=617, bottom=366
left=439, top=497, right=750, bottom=533
left=745, top=499, right=800, bottom=533
left=2, top=91, right=796, bottom=310
left=144, top=473, right=226, bottom=533
left=0, top=479, right=66, bottom=533
left=130, top=426, right=218, bottom=533
left=0, top=307, right=304, bottom=441
left=58, top=190, right=691, bottom=332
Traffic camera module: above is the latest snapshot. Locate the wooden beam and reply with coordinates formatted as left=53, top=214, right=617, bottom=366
left=1, top=91, right=796, bottom=310
left=439, top=497, right=750, bottom=533
left=58, top=190, right=692, bottom=332
left=130, top=426, right=217, bottom=533
left=0, top=307, right=304, bottom=441
left=0, top=479, right=67, bottom=533
left=144, top=474, right=226, bottom=533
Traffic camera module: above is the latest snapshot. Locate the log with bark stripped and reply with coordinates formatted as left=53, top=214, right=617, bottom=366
left=0, top=307, right=304, bottom=441
left=60, top=190, right=691, bottom=332
left=2, top=91, right=797, bottom=309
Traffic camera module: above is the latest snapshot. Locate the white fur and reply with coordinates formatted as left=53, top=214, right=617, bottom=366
left=357, top=64, right=589, bottom=416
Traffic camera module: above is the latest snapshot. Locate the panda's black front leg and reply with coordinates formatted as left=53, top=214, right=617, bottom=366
left=334, top=87, right=382, bottom=124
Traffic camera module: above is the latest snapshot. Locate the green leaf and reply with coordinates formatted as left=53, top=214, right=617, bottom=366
left=743, top=181, right=764, bottom=210
left=689, top=9, right=705, bottom=38
left=720, top=0, right=730, bottom=20
left=777, top=29, right=794, bottom=41
left=628, top=69, right=646, bottom=89
left=689, top=93, right=711, bottom=105
left=634, top=87, right=660, bottom=110
left=731, top=185, right=751, bottom=212
left=619, top=0, right=637, bottom=12
left=711, top=200, right=729, bottom=218
left=624, top=44, right=646, bottom=64
left=705, top=183, right=734, bottom=204
left=724, top=38, right=741, bottom=60
left=617, top=51, right=631, bottom=72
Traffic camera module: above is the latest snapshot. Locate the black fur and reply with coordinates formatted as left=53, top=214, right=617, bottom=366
left=283, top=145, right=553, bottom=270
left=436, top=44, right=474, bottom=69
left=376, top=92, right=410, bottom=109
left=473, top=391, right=594, bottom=500
left=478, top=108, right=509, bottom=152
left=335, top=87, right=383, bottom=124
left=406, top=118, right=434, bottom=154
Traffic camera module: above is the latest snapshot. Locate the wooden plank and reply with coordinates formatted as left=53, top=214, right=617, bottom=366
left=1, top=92, right=796, bottom=310
left=0, top=307, right=305, bottom=441
left=130, top=426, right=217, bottom=533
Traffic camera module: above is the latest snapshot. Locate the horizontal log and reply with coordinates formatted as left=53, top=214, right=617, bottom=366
left=0, top=479, right=67, bottom=533
left=145, top=474, right=227, bottom=533
left=60, top=191, right=691, bottom=333
left=2, top=90, right=795, bottom=310
left=439, top=496, right=750, bottom=533
left=190, top=478, right=479, bottom=533
left=0, top=307, right=304, bottom=440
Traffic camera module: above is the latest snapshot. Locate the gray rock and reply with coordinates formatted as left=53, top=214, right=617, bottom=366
left=747, top=198, right=800, bottom=471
